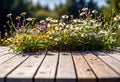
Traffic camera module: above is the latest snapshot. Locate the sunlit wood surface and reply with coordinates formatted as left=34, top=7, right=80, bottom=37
left=0, top=46, right=120, bottom=82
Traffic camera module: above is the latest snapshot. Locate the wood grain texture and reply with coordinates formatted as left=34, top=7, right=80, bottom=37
left=83, top=51, right=120, bottom=82
left=0, top=46, right=9, bottom=50
left=0, top=50, right=12, bottom=57
left=104, top=50, right=120, bottom=61
left=0, top=46, right=120, bottom=82
left=0, top=46, right=10, bottom=52
left=72, top=52, right=96, bottom=82
left=93, top=51, right=120, bottom=75
left=56, top=52, right=76, bottom=82
left=35, top=51, right=58, bottom=82
left=0, top=53, right=16, bottom=65
left=6, top=52, right=45, bottom=82
left=0, top=54, right=29, bottom=82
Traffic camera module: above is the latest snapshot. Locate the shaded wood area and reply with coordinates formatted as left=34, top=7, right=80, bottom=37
left=0, top=46, right=120, bottom=82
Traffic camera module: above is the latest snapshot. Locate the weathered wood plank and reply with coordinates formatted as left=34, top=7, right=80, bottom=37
left=56, top=52, right=76, bottom=82
left=93, top=51, right=120, bottom=75
left=0, top=49, right=9, bottom=53
left=72, top=52, right=96, bottom=82
left=83, top=51, right=120, bottom=82
left=0, top=46, right=10, bottom=52
left=6, top=52, right=45, bottom=82
left=0, top=50, right=12, bottom=57
left=104, top=50, right=120, bottom=61
left=0, top=53, right=16, bottom=65
left=0, top=46, right=9, bottom=48
left=35, top=51, right=58, bottom=82
left=0, top=54, right=29, bottom=82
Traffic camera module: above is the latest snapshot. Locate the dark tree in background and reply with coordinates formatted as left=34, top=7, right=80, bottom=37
left=87, top=0, right=97, bottom=10
left=76, top=0, right=85, bottom=9
left=55, top=0, right=97, bottom=18
left=11, top=0, right=30, bottom=15
left=0, top=0, right=14, bottom=38
left=0, top=0, right=31, bottom=39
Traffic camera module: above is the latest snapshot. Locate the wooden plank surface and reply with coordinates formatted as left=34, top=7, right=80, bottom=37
left=0, top=46, right=10, bottom=52
left=35, top=51, right=58, bottom=82
left=0, top=46, right=120, bottom=82
left=83, top=51, right=120, bottom=82
left=0, top=54, right=29, bottom=82
left=93, top=51, right=120, bottom=75
left=6, top=52, right=45, bottom=82
left=0, top=49, right=9, bottom=53
left=56, top=52, right=76, bottom=82
left=72, top=52, right=96, bottom=82
left=0, top=46, right=9, bottom=49
left=0, top=53, right=16, bottom=65
left=0, top=50, right=12, bottom=57
left=104, top=50, right=120, bottom=61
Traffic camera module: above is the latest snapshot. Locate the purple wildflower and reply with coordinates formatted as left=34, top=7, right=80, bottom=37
left=17, top=23, right=22, bottom=32
left=37, top=24, right=46, bottom=32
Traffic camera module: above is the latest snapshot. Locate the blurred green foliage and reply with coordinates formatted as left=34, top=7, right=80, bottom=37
left=0, top=0, right=120, bottom=20
left=101, top=0, right=120, bottom=21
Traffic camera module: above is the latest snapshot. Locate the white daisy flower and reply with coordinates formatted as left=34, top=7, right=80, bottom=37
left=92, top=10, right=98, bottom=14
left=46, top=17, right=53, bottom=21
left=70, top=32, right=77, bottom=37
left=62, top=14, right=69, bottom=19
left=51, top=19, right=58, bottom=23
left=118, top=25, right=120, bottom=29
left=54, top=37, right=62, bottom=41
left=47, top=23, right=51, bottom=28
left=82, top=7, right=88, bottom=11
left=66, top=24, right=70, bottom=29
left=26, top=17, right=33, bottom=21
left=59, top=22, right=66, bottom=27
left=114, top=15, right=120, bottom=21
left=55, top=26, right=59, bottom=31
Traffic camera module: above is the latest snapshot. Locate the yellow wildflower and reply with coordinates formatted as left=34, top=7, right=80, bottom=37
left=46, top=31, right=50, bottom=38
left=35, top=34, right=41, bottom=39
left=53, top=24, right=58, bottom=27
left=69, top=30, right=73, bottom=33
left=4, top=40, right=8, bottom=43
left=64, top=35, right=68, bottom=38
left=32, top=28, right=37, bottom=31
left=46, top=31, right=50, bottom=35
left=30, top=34, right=34, bottom=37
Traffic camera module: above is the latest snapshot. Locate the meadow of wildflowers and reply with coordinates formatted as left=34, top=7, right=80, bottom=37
left=1, top=8, right=120, bottom=53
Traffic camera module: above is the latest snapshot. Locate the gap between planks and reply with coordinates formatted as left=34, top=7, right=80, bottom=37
left=83, top=51, right=120, bottom=82
left=93, top=51, right=120, bottom=75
